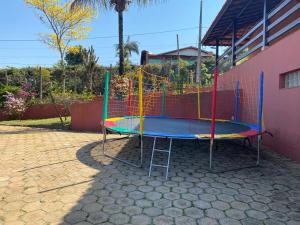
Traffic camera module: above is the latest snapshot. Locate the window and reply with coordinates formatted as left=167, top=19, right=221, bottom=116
left=281, top=69, right=300, bottom=89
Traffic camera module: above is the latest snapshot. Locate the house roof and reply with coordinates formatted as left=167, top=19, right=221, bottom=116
left=202, top=0, right=283, bottom=46
left=149, top=46, right=213, bottom=57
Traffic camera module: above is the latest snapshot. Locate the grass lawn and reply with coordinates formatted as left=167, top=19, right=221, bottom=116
left=0, top=117, right=71, bottom=130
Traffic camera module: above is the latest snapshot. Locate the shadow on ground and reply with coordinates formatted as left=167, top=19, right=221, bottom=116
left=59, top=135, right=300, bottom=225
left=0, top=126, right=55, bottom=135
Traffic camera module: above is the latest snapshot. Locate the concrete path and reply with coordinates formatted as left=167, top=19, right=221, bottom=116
left=0, top=125, right=299, bottom=225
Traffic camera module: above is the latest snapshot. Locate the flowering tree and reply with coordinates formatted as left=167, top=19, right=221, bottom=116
left=4, top=93, right=27, bottom=119
left=110, top=76, right=129, bottom=100
left=24, top=0, right=96, bottom=93
left=4, top=83, right=36, bottom=119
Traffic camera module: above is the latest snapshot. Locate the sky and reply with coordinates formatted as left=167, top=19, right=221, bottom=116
left=0, top=0, right=225, bottom=68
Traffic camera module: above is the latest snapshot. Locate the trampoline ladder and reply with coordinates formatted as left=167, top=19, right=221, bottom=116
left=149, top=137, right=173, bottom=180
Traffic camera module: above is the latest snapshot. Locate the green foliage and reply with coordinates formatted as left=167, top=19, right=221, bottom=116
left=115, top=36, right=139, bottom=61
left=82, top=46, right=99, bottom=91
left=110, top=75, right=129, bottom=100
left=25, top=0, right=96, bottom=92
left=65, top=45, right=84, bottom=65
left=143, top=64, right=164, bottom=76
left=140, top=57, right=215, bottom=95
left=219, top=58, right=232, bottom=75
left=0, top=67, right=27, bottom=86
left=0, top=67, right=53, bottom=105
left=34, top=67, right=51, bottom=81
left=0, top=64, right=105, bottom=108
left=143, top=57, right=215, bottom=90
left=51, top=89, right=95, bottom=102
left=199, top=57, right=215, bottom=86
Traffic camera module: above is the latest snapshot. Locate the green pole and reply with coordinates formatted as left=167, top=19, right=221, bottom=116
left=161, top=81, right=166, bottom=116
left=102, top=71, right=110, bottom=126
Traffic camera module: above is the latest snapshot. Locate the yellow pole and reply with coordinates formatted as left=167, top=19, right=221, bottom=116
left=138, top=68, right=143, bottom=135
left=197, top=83, right=201, bottom=119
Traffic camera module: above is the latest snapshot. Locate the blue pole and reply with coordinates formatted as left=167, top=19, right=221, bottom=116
left=258, top=72, right=264, bottom=133
left=234, top=80, right=239, bottom=121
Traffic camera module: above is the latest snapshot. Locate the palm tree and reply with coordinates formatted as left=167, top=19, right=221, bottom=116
left=71, top=0, right=163, bottom=75
left=115, top=36, right=139, bottom=62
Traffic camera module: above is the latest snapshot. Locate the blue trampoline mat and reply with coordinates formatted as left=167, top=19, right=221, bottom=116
left=105, top=117, right=258, bottom=139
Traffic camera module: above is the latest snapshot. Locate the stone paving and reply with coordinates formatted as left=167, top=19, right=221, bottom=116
left=0, top=125, right=299, bottom=225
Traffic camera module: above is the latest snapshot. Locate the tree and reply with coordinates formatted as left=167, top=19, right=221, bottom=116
left=65, top=45, right=84, bottom=65
left=82, top=46, right=99, bottom=91
left=115, top=36, right=139, bottom=64
left=71, top=0, right=164, bottom=75
left=25, top=0, right=96, bottom=93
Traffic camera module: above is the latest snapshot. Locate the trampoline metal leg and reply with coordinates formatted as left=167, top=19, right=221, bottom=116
left=140, top=135, right=143, bottom=167
left=102, top=128, right=107, bottom=155
left=102, top=131, right=143, bottom=168
left=209, top=138, right=214, bottom=169
left=257, top=135, right=261, bottom=166
left=247, top=137, right=253, bottom=148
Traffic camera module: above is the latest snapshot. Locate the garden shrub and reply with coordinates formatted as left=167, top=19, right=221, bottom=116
left=2, top=83, right=36, bottom=119
left=0, top=85, right=20, bottom=108
left=110, top=76, right=129, bottom=100
left=3, top=92, right=27, bottom=119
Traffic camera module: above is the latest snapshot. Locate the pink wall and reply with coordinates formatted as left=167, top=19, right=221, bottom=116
left=22, top=104, right=68, bottom=120
left=219, top=29, right=300, bottom=162
left=165, top=91, right=235, bottom=120
left=70, top=98, right=103, bottom=132
left=0, top=111, right=9, bottom=121
left=0, top=104, right=68, bottom=121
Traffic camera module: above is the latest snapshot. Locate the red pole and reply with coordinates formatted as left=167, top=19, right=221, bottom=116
left=210, top=69, right=218, bottom=139
left=128, top=80, right=132, bottom=116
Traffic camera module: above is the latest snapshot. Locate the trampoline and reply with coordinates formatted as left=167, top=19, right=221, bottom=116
left=105, top=116, right=259, bottom=139
left=101, top=69, right=265, bottom=179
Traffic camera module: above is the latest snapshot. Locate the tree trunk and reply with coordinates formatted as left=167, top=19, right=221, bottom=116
left=61, top=58, right=66, bottom=94
left=5, top=70, right=8, bottom=85
left=118, top=10, right=125, bottom=75
left=49, top=92, right=65, bottom=128
left=58, top=49, right=66, bottom=93
left=62, top=77, right=66, bottom=93
left=74, top=71, right=77, bottom=93
left=90, top=73, right=93, bottom=92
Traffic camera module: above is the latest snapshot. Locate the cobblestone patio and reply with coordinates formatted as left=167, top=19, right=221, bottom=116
left=0, top=125, right=299, bottom=225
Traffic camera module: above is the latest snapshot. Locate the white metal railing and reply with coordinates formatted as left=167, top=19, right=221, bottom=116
left=218, top=0, right=300, bottom=72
